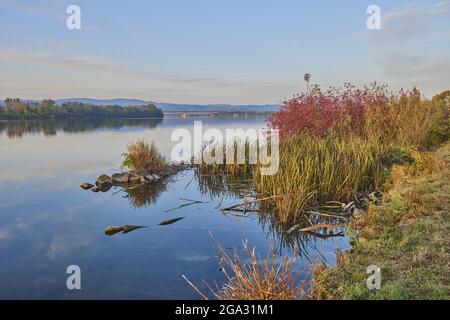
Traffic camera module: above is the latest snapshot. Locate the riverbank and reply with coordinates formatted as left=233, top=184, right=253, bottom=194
left=313, top=142, right=450, bottom=300
left=193, top=87, right=448, bottom=300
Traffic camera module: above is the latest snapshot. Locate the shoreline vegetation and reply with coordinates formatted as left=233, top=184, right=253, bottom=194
left=0, top=98, right=164, bottom=119
left=78, top=83, right=448, bottom=300
left=81, top=139, right=190, bottom=193
left=189, top=84, right=449, bottom=300
left=313, top=142, right=450, bottom=300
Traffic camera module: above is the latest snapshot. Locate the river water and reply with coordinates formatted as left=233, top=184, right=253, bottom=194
left=0, top=116, right=350, bottom=299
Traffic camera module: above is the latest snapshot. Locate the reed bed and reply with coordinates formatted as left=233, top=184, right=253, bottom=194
left=195, top=139, right=257, bottom=176
left=255, top=132, right=385, bottom=225
left=193, top=87, right=448, bottom=227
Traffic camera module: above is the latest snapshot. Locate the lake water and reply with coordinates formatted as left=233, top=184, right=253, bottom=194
left=0, top=116, right=350, bottom=299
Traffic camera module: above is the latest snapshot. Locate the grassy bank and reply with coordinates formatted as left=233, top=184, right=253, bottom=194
left=313, top=142, right=450, bottom=300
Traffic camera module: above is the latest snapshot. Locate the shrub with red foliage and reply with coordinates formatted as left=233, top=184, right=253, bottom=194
left=269, top=84, right=387, bottom=139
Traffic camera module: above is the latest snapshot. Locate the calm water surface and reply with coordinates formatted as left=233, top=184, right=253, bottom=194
left=0, top=116, right=350, bottom=299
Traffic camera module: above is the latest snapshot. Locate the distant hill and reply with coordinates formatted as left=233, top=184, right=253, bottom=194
left=53, top=98, right=280, bottom=113
left=1, top=98, right=280, bottom=113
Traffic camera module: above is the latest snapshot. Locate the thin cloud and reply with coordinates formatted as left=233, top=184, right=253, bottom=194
left=0, top=0, right=105, bottom=32
left=374, top=50, right=450, bottom=95
left=0, top=49, right=237, bottom=85
left=346, top=0, right=450, bottom=42
left=382, top=0, right=450, bottom=38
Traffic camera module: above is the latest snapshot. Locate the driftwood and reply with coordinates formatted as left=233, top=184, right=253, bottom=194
left=220, top=195, right=281, bottom=211
left=303, top=210, right=350, bottom=220
left=299, top=223, right=345, bottom=233
left=287, top=223, right=345, bottom=235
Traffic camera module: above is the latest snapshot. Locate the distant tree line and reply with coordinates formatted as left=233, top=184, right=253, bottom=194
left=0, top=118, right=163, bottom=139
left=0, top=98, right=164, bottom=119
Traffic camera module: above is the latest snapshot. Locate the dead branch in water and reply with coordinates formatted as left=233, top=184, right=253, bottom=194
left=165, top=198, right=208, bottom=213
left=220, top=195, right=281, bottom=211
left=287, top=222, right=345, bottom=235
left=299, top=223, right=345, bottom=233
left=303, top=210, right=350, bottom=220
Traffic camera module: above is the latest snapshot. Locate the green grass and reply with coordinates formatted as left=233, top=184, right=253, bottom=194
left=313, top=142, right=450, bottom=300
left=255, top=132, right=387, bottom=226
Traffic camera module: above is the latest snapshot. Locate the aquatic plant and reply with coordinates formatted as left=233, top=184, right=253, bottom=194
left=122, top=139, right=167, bottom=173
left=195, top=139, right=258, bottom=176
left=254, top=132, right=385, bottom=225
left=258, top=86, right=449, bottom=225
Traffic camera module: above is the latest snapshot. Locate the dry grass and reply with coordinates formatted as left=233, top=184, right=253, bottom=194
left=365, top=88, right=449, bottom=149
left=122, top=139, right=167, bottom=173
left=185, top=234, right=307, bottom=300
left=214, top=239, right=306, bottom=300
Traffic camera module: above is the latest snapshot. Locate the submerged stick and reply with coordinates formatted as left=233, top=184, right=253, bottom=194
left=306, top=231, right=345, bottom=239
left=165, top=199, right=206, bottom=213
left=220, top=195, right=281, bottom=211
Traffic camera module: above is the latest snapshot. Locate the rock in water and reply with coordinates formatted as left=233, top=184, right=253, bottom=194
left=96, top=174, right=112, bottom=187
left=129, top=175, right=141, bottom=183
left=112, top=173, right=130, bottom=184
left=99, top=183, right=112, bottom=192
left=139, top=176, right=147, bottom=183
left=80, top=183, right=94, bottom=190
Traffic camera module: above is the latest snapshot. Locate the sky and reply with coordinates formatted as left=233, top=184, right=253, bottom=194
left=0, top=0, right=449, bottom=104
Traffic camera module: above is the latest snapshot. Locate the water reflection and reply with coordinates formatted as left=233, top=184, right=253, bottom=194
left=258, top=212, right=347, bottom=261
left=195, top=170, right=254, bottom=199
left=0, top=116, right=350, bottom=299
left=193, top=170, right=349, bottom=261
left=119, top=177, right=173, bottom=208
left=0, top=118, right=163, bottom=138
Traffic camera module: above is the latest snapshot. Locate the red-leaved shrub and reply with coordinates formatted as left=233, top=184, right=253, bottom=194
left=269, top=84, right=387, bottom=139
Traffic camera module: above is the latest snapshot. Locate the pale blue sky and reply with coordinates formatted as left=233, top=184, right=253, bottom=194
left=0, top=0, right=449, bottom=103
